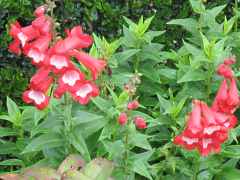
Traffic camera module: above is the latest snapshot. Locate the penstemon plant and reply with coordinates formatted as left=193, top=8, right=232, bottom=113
left=7, top=1, right=106, bottom=166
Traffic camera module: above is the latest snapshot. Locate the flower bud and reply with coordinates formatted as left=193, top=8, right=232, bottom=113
left=134, top=116, right=147, bottom=129
left=118, top=112, right=128, bottom=126
left=224, top=57, right=236, bottom=65
left=127, top=100, right=139, bottom=110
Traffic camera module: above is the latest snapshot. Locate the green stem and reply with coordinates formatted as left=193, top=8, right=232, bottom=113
left=192, top=157, right=200, bottom=180
left=206, top=64, right=214, bottom=102
left=124, top=124, right=130, bottom=175
left=63, top=93, right=73, bottom=154
left=134, top=53, right=140, bottom=73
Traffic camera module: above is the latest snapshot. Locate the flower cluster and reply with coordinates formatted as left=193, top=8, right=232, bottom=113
left=118, top=100, right=147, bottom=129
left=174, top=58, right=239, bottom=156
left=8, top=5, right=106, bottom=109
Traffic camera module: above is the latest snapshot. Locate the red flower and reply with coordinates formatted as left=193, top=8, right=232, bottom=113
left=217, top=64, right=233, bottom=79
left=174, top=134, right=199, bottom=150
left=23, top=35, right=51, bottom=65
left=30, top=67, right=53, bottom=92
left=127, top=100, right=139, bottom=110
left=174, top=99, right=238, bottom=156
left=8, top=5, right=105, bottom=109
left=71, top=81, right=99, bottom=104
left=8, top=39, right=21, bottom=55
left=69, top=50, right=106, bottom=80
left=184, top=100, right=203, bottom=137
left=134, top=116, right=147, bottom=129
left=118, top=112, right=128, bottom=126
left=212, top=78, right=239, bottom=114
left=34, top=5, right=46, bottom=17
left=32, top=16, right=53, bottom=35
left=53, top=26, right=92, bottom=54
left=13, top=25, right=40, bottom=47
left=54, top=68, right=85, bottom=99
left=45, top=53, right=73, bottom=73
left=22, top=90, right=49, bottom=110
left=224, top=57, right=236, bottom=65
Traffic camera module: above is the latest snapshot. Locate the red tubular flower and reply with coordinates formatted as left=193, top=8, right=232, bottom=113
left=184, top=100, right=203, bottom=136
left=212, top=79, right=228, bottom=112
left=224, top=57, right=236, bottom=65
left=8, top=39, right=21, bottom=55
left=59, top=68, right=85, bottom=87
left=23, top=35, right=52, bottom=65
left=45, top=53, right=73, bottom=73
left=18, top=25, right=40, bottom=47
left=54, top=68, right=85, bottom=99
left=212, top=78, right=239, bottom=114
left=34, top=5, right=46, bottom=17
left=127, top=100, right=139, bottom=110
left=217, top=64, right=233, bottom=79
left=32, top=16, right=53, bottom=35
left=118, top=112, right=128, bottom=126
left=71, top=81, right=99, bottom=104
left=30, top=67, right=53, bottom=92
left=53, top=26, right=92, bottom=54
left=22, top=89, right=49, bottom=109
left=174, top=134, right=199, bottom=150
left=134, top=116, right=147, bottom=129
left=227, top=78, right=239, bottom=108
left=174, top=99, right=237, bottom=156
left=197, top=138, right=218, bottom=156
left=69, top=50, right=106, bottom=80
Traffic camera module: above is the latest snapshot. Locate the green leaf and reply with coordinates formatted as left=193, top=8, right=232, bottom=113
left=129, top=133, right=152, bottom=150
left=177, top=69, right=206, bottom=83
left=189, top=0, right=205, bottom=14
left=222, top=145, right=240, bottom=158
left=0, top=142, right=19, bottom=155
left=200, top=32, right=211, bottom=58
left=144, top=30, right=165, bottom=42
left=0, top=159, right=24, bottom=166
left=102, top=140, right=125, bottom=159
left=22, top=133, right=63, bottom=153
left=6, top=97, right=21, bottom=126
left=112, top=49, right=140, bottom=64
left=22, top=107, right=46, bottom=126
left=215, top=167, right=240, bottom=180
left=157, top=94, right=171, bottom=114
left=116, top=91, right=129, bottom=107
left=167, top=18, right=198, bottom=34
left=130, top=152, right=153, bottom=180
left=72, top=110, right=104, bottom=126
left=7, top=97, right=20, bottom=117
left=91, top=97, right=113, bottom=114
left=0, top=115, right=12, bottom=123
left=223, top=16, right=235, bottom=35
left=183, top=41, right=204, bottom=58
left=0, top=127, right=18, bottom=137
left=70, top=129, right=91, bottom=162
left=137, top=16, right=154, bottom=36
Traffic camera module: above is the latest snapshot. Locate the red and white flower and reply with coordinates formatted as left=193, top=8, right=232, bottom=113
left=71, top=81, right=99, bottom=104
left=69, top=50, right=106, bottom=80
left=23, top=89, right=49, bottom=110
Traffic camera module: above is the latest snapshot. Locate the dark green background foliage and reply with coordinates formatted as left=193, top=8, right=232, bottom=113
left=0, top=0, right=231, bottom=108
